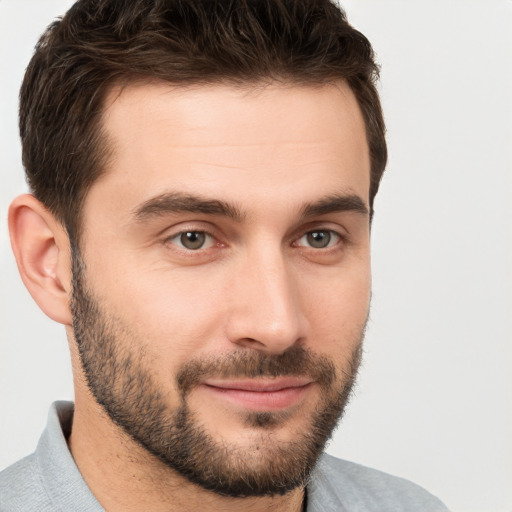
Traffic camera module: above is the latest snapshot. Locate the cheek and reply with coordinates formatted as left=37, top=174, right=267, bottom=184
left=91, top=258, right=229, bottom=361
left=84, top=234, right=370, bottom=369
left=298, top=262, right=371, bottom=346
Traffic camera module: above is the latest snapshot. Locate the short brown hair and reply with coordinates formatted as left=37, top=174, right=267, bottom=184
left=20, top=0, right=386, bottom=236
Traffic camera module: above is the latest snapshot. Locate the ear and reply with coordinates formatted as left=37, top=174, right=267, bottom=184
left=8, top=194, right=73, bottom=325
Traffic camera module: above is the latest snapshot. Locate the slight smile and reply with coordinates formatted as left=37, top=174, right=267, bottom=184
left=200, top=378, right=315, bottom=411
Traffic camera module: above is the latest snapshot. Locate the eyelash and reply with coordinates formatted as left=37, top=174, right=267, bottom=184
left=166, top=230, right=218, bottom=251
left=293, top=230, right=342, bottom=250
left=163, top=227, right=345, bottom=253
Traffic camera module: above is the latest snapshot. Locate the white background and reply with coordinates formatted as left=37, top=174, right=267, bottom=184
left=1, top=1, right=511, bottom=511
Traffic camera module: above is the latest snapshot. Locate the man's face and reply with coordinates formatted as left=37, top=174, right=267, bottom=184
left=71, top=82, right=371, bottom=496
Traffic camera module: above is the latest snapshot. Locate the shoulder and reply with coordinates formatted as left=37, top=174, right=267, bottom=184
left=307, top=453, right=450, bottom=512
left=0, top=454, right=53, bottom=512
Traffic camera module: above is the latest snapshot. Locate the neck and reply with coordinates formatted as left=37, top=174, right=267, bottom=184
left=68, top=395, right=305, bottom=512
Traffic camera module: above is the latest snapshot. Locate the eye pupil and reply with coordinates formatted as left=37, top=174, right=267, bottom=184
left=180, top=231, right=206, bottom=250
left=307, top=231, right=331, bottom=248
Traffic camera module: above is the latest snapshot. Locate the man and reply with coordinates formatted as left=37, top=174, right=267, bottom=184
left=0, top=1, right=449, bottom=511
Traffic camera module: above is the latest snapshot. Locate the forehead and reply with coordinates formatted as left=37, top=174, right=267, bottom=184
left=86, top=81, right=370, bottom=222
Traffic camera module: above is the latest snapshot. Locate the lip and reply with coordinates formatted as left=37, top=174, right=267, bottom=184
left=200, top=377, right=315, bottom=411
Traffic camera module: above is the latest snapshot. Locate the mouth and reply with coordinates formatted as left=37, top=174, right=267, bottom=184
left=200, top=377, right=315, bottom=411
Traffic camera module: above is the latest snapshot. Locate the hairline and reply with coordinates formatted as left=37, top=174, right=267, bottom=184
left=68, top=76, right=372, bottom=245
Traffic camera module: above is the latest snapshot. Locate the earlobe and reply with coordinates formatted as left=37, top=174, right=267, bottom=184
left=8, top=194, right=73, bottom=326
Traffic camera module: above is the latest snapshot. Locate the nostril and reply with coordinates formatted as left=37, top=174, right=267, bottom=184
left=233, top=337, right=267, bottom=350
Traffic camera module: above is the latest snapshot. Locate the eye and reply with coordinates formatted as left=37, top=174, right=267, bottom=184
left=296, top=230, right=340, bottom=249
left=168, top=231, right=215, bottom=250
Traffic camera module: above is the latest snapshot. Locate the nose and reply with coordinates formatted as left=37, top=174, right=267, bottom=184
left=224, top=247, right=309, bottom=354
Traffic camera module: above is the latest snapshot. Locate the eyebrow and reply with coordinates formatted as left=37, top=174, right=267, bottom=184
left=133, top=192, right=244, bottom=222
left=132, top=191, right=369, bottom=223
left=300, top=193, right=369, bottom=218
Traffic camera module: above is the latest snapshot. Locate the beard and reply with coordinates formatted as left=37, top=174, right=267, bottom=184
left=70, top=247, right=365, bottom=498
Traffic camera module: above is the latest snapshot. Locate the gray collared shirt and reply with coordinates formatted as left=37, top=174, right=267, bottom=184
left=0, top=402, right=449, bottom=511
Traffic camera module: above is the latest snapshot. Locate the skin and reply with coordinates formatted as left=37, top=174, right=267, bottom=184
left=9, top=81, right=371, bottom=511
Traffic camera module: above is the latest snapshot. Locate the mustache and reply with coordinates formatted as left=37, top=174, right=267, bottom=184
left=176, top=345, right=338, bottom=395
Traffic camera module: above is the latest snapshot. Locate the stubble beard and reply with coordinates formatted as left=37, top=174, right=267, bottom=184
left=70, top=248, right=365, bottom=497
